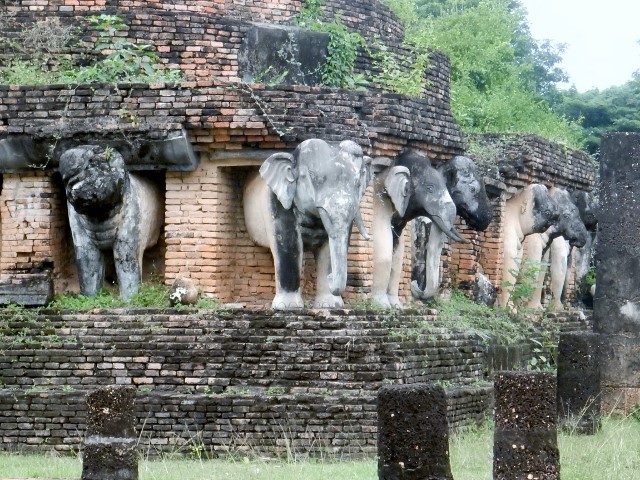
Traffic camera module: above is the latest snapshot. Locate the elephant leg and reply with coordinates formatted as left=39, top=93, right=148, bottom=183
left=523, top=234, right=547, bottom=311
left=387, top=228, right=406, bottom=308
left=371, top=200, right=394, bottom=308
left=548, top=238, right=569, bottom=311
left=498, top=227, right=522, bottom=308
left=114, top=237, right=142, bottom=300
left=68, top=209, right=105, bottom=297
left=313, top=242, right=344, bottom=308
left=76, top=245, right=105, bottom=297
left=269, top=200, right=304, bottom=309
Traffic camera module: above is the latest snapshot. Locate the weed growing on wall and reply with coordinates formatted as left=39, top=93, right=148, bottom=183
left=314, top=20, right=366, bottom=89
left=502, top=258, right=549, bottom=310
left=72, top=14, right=183, bottom=83
left=0, top=15, right=182, bottom=85
left=370, top=41, right=430, bottom=96
left=434, top=290, right=557, bottom=347
left=465, top=136, right=508, bottom=180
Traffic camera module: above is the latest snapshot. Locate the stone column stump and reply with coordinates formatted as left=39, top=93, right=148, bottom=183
left=493, top=372, right=559, bottom=480
left=596, top=132, right=640, bottom=412
left=557, top=332, right=601, bottom=434
left=81, top=386, right=138, bottom=480
left=377, top=383, right=453, bottom=480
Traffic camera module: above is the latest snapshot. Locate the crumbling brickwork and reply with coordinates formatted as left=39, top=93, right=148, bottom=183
left=0, top=309, right=493, bottom=455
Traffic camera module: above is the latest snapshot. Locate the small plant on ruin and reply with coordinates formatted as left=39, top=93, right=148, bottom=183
left=315, top=20, right=366, bottom=89
left=371, top=40, right=430, bottom=96
left=435, top=290, right=548, bottom=345
left=295, top=0, right=326, bottom=27
left=71, top=14, right=182, bottom=84
left=0, top=17, right=78, bottom=85
left=528, top=337, right=557, bottom=371
left=502, top=258, right=549, bottom=310
left=0, top=14, right=182, bottom=85
left=48, top=283, right=173, bottom=310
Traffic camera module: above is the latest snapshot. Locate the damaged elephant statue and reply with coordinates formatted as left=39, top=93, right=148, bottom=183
left=60, top=145, right=164, bottom=300
left=497, top=184, right=559, bottom=308
left=523, top=187, right=589, bottom=311
left=411, top=155, right=493, bottom=301
left=243, top=139, right=372, bottom=309
left=371, top=149, right=468, bottom=309
left=571, top=189, right=598, bottom=304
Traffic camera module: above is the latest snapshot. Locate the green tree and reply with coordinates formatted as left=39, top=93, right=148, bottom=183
left=385, top=0, right=582, bottom=146
left=551, top=77, right=640, bottom=155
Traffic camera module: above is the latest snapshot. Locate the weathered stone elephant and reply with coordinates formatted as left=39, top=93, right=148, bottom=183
left=59, top=145, right=163, bottom=299
left=571, top=190, right=598, bottom=300
left=523, top=187, right=589, bottom=311
left=243, top=139, right=372, bottom=309
left=370, top=149, right=468, bottom=308
left=497, top=184, right=559, bottom=308
left=411, top=155, right=493, bottom=301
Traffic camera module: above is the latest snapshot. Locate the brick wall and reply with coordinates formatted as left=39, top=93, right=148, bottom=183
left=0, top=308, right=494, bottom=454
left=0, top=308, right=591, bottom=455
left=1, top=0, right=418, bottom=83
left=0, top=173, right=73, bottom=290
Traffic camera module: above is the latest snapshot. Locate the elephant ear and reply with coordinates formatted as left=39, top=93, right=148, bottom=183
left=259, top=152, right=298, bottom=210
left=384, top=165, right=411, bottom=216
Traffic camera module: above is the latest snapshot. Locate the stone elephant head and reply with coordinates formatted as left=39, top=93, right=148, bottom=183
left=60, top=145, right=127, bottom=218
left=411, top=155, right=492, bottom=302
left=571, top=190, right=598, bottom=231
left=374, top=150, right=467, bottom=241
left=546, top=187, right=589, bottom=248
left=517, top=184, right=560, bottom=235
left=245, top=138, right=372, bottom=308
left=371, top=149, right=466, bottom=308
left=59, top=145, right=163, bottom=300
left=438, top=155, right=492, bottom=231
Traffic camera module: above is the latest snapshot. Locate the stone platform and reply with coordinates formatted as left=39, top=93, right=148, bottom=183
left=0, top=307, right=589, bottom=456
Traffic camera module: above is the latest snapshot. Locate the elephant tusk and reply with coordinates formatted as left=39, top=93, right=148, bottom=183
left=449, top=227, right=470, bottom=243
left=354, top=208, right=370, bottom=240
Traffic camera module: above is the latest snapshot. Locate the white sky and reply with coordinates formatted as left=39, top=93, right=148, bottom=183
left=519, top=0, right=640, bottom=92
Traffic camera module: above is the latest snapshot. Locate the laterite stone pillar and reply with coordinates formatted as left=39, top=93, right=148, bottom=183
left=493, top=371, right=559, bottom=480
left=377, top=383, right=453, bottom=480
left=81, top=386, right=138, bottom=480
left=557, top=332, right=601, bottom=434
left=596, top=132, right=640, bottom=412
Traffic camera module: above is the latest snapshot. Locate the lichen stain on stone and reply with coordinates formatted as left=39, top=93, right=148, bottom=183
left=619, top=301, right=640, bottom=322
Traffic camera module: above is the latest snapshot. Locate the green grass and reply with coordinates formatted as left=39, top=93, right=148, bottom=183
left=2, top=417, right=640, bottom=479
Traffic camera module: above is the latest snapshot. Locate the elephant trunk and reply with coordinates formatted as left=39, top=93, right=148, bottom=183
left=354, top=208, right=370, bottom=240
left=327, top=234, right=349, bottom=295
left=319, top=207, right=350, bottom=296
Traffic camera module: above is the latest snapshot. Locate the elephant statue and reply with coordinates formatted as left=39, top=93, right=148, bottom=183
left=497, top=184, right=559, bottom=308
left=411, top=155, right=493, bottom=301
left=371, top=149, right=468, bottom=309
left=243, top=139, right=372, bottom=309
left=523, top=187, right=589, bottom=311
left=59, top=145, right=163, bottom=299
left=571, top=190, right=598, bottom=295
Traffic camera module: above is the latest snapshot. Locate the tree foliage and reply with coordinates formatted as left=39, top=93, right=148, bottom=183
left=384, top=0, right=583, bottom=147
left=550, top=77, right=640, bottom=155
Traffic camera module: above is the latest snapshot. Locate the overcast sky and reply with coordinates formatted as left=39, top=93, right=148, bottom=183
left=519, top=0, right=640, bottom=92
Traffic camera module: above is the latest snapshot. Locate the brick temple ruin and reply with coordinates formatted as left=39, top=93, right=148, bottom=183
left=0, top=0, right=598, bottom=456
left=0, top=0, right=596, bottom=308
